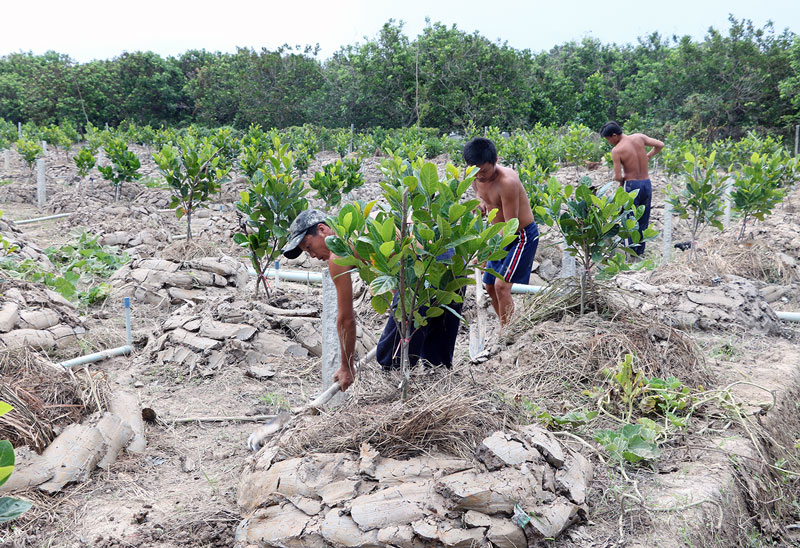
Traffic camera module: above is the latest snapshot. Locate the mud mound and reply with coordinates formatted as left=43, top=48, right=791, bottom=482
left=0, top=277, right=85, bottom=352
left=0, top=180, right=58, bottom=204
left=110, top=255, right=248, bottom=308
left=0, top=390, right=145, bottom=496
left=0, top=217, right=56, bottom=269
left=147, top=293, right=327, bottom=378
left=239, top=425, right=591, bottom=547
left=614, top=274, right=782, bottom=334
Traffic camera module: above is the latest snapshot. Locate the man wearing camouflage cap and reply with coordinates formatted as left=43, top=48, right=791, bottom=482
left=282, top=209, right=358, bottom=391
left=283, top=209, right=463, bottom=391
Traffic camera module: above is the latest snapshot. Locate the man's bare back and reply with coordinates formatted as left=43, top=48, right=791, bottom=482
left=607, top=132, right=664, bottom=184
left=471, top=164, right=535, bottom=229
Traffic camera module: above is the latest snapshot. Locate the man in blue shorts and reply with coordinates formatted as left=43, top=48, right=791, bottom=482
left=464, top=137, right=539, bottom=327
left=600, top=121, right=664, bottom=256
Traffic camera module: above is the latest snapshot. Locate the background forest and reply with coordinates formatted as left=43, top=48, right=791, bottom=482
left=0, top=16, right=798, bottom=141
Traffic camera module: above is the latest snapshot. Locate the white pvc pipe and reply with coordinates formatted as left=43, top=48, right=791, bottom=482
left=58, top=298, right=133, bottom=369
left=247, top=266, right=544, bottom=293
left=15, top=213, right=72, bottom=225
left=248, top=267, right=323, bottom=284
left=776, top=311, right=800, bottom=323
left=59, top=344, right=133, bottom=369
left=245, top=268, right=800, bottom=317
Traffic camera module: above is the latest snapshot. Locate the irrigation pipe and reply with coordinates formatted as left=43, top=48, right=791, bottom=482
left=248, top=267, right=800, bottom=321
left=14, top=213, right=72, bottom=225
left=246, top=266, right=545, bottom=293
left=58, top=297, right=133, bottom=370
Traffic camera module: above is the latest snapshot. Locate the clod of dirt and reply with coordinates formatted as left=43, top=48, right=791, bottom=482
left=238, top=427, right=590, bottom=547
left=0, top=390, right=144, bottom=494
left=614, top=273, right=783, bottom=334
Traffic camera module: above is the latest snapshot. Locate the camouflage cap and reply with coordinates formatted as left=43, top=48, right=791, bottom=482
left=281, top=209, right=329, bottom=259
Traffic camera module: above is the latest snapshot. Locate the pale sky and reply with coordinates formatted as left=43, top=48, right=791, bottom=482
left=0, top=0, right=797, bottom=63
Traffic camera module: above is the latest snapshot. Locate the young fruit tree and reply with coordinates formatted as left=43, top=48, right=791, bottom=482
left=153, top=134, right=231, bottom=240
left=234, top=137, right=309, bottom=299
left=73, top=148, right=96, bottom=178
left=325, top=156, right=519, bottom=397
left=15, top=138, right=41, bottom=178
left=537, top=179, right=657, bottom=314
left=308, top=158, right=365, bottom=211
left=731, top=152, right=786, bottom=240
left=97, top=138, right=142, bottom=201
left=666, top=151, right=728, bottom=260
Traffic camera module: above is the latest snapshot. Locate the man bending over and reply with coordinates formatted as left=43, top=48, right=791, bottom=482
left=464, top=137, right=539, bottom=327
left=600, top=121, right=664, bottom=256
left=282, top=210, right=357, bottom=391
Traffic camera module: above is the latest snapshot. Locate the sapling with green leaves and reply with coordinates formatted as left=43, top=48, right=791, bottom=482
left=234, top=137, right=309, bottom=299
left=308, top=158, right=365, bottom=211
left=731, top=152, right=786, bottom=240
left=325, top=156, right=519, bottom=397
left=666, top=151, right=728, bottom=260
left=536, top=180, right=657, bottom=314
left=0, top=401, right=33, bottom=522
left=332, top=129, right=351, bottom=158
left=39, top=124, right=72, bottom=158
left=499, top=132, right=530, bottom=169
left=562, top=123, right=598, bottom=177
left=16, top=138, right=41, bottom=178
left=97, top=138, right=141, bottom=201
left=73, top=148, right=96, bottom=178
left=153, top=134, right=231, bottom=240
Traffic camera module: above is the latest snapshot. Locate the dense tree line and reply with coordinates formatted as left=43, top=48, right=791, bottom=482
left=0, top=16, right=797, bottom=140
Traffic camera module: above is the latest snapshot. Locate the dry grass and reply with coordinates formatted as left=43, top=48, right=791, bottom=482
left=160, top=238, right=225, bottom=261
left=275, top=285, right=709, bottom=461
left=0, top=348, right=107, bottom=452
left=647, top=235, right=795, bottom=286
left=277, top=367, right=510, bottom=460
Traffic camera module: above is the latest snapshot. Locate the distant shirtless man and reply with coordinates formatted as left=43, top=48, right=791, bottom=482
left=600, top=121, right=664, bottom=256
left=464, top=137, right=539, bottom=327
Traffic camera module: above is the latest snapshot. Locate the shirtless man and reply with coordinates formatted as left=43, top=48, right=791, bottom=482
left=464, top=137, right=539, bottom=327
left=282, top=210, right=357, bottom=390
left=600, top=121, right=664, bottom=256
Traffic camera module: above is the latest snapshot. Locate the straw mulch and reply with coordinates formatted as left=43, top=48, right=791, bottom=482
left=0, top=349, right=107, bottom=452
left=274, top=282, right=710, bottom=461
left=647, top=235, right=797, bottom=287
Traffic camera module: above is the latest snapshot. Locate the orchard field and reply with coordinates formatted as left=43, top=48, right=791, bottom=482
left=0, top=118, right=799, bottom=548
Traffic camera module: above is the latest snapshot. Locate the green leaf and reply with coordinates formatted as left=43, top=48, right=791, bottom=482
left=0, top=496, right=32, bottom=522
left=625, top=436, right=662, bottom=461
left=0, top=402, right=11, bottom=418
left=419, top=163, right=438, bottom=195
left=370, top=294, right=390, bottom=315
left=426, top=306, right=444, bottom=318
left=0, top=440, right=14, bottom=488
left=370, top=275, right=397, bottom=296
left=379, top=241, right=394, bottom=257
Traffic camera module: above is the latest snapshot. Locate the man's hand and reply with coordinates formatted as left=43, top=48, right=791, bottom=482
left=333, top=365, right=355, bottom=391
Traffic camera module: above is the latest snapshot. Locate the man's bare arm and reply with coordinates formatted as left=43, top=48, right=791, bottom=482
left=611, top=149, right=624, bottom=184
left=329, top=259, right=357, bottom=391
left=643, top=135, right=664, bottom=159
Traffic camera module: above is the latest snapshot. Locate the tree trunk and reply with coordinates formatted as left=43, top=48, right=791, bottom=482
left=738, top=214, right=748, bottom=241
left=579, top=269, right=586, bottom=316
